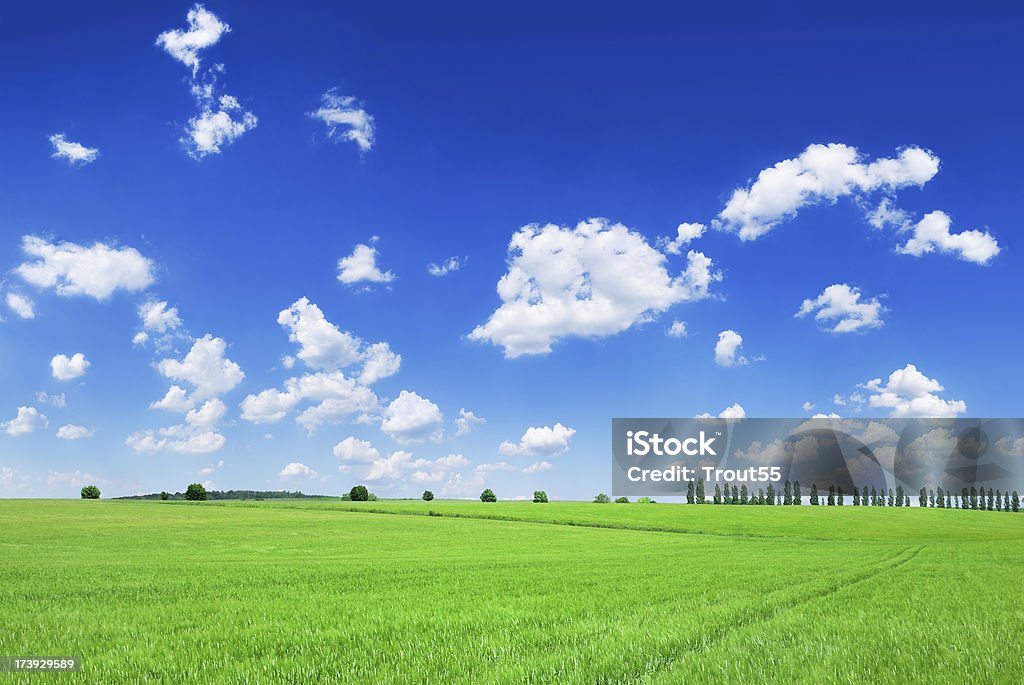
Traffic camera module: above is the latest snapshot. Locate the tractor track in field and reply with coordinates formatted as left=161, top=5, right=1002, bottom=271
left=635, top=545, right=926, bottom=683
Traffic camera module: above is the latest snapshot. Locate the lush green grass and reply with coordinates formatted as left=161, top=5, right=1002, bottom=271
left=0, top=500, right=1021, bottom=683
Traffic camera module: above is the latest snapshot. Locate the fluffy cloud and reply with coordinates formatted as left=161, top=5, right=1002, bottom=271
left=796, top=284, right=885, bottom=333
left=240, top=371, right=379, bottom=432
left=155, top=3, right=229, bottom=74
left=51, top=353, right=90, bottom=380
left=56, top=424, right=94, bottom=440
left=151, top=385, right=194, bottom=412
left=714, top=330, right=747, bottom=367
left=369, top=451, right=471, bottom=483
left=499, top=423, right=575, bottom=457
left=337, top=243, right=395, bottom=286
left=522, top=461, right=553, bottom=474
left=661, top=222, right=706, bottom=254
left=358, top=343, right=401, bottom=385
left=995, top=437, right=1024, bottom=458
left=695, top=403, right=746, bottom=420
left=36, top=392, right=66, bottom=408
left=127, top=399, right=228, bottom=454
left=5, top=292, right=35, bottom=319
left=278, top=298, right=363, bottom=370
left=3, top=407, right=48, bottom=436
left=185, top=94, right=258, bottom=158
left=861, top=364, right=966, bottom=418
left=279, top=462, right=317, bottom=480
left=455, top=408, right=485, bottom=436
left=140, top=300, right=183, bottom=333
left=16, top=235, right=154, bottom=300
left=47, top=469, right=104, bottom=489
left=897, top=211, right=1000, bottom=265
left=333, top=436, right=382, bottom=463
left=715, top=143, right=940, bottom=241
left=309, top=90, right=375, bottom=152
left=157, top=335, right=244, bottom=400
left=381, top=391, right=444, bottom=443
left=470, top=219, right=720, bottom=358
left=666, top=320, right=688, bottom=338
left=49, top=133, right=99, bottom=165
left=802, top=401, right=816, bottom=412
left=427, top=257, right=463, bottom=277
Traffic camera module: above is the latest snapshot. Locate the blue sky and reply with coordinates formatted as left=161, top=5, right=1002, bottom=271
left=0, top=1, right=1020, bottom=498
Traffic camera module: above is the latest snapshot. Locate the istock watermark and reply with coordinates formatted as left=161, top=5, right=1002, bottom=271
left=612, top=417, right=1024, bottom=497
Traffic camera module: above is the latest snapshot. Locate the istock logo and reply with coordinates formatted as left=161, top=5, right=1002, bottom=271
left=626, top=430, right=718, bottom=457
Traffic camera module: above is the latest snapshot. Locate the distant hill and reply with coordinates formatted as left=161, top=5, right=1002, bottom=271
left=115, top=490, right=336, bottom=501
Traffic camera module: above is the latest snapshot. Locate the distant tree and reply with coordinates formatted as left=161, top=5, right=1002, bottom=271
left=871, top=485, right=878, bottom=507
left=637, top=496, right=656, bottom=504
left=1004, top=491, right=1011, bottom=512
left=827, top=485, right=835, bottom=506
left=80, top=485, right=100, bottom=499
left=783, top=480, right=792, bottom=506
left=853, top=486, right=860, bottom=506
left=970, top=486, right=978, bottom=510
left=837, top=486, right=844, bottom=506
left=766, top=483, right=776, bottom=505
left=732, top=485, right=739, bottom=504
left=615, top=496, right=630, bottom=504
left=757, top=488, right=765, bottom=505
left=810, top=484, right=819, bottom=506
left=159, top=491, right=170, bottom=501
left=695, top=478, right=705, bottom=504
left=686, top=479, right=695, bottom=504
left=185, top=483, right=207, bottom=501
left=995, top=490, right=1002, bottom=511
left=593, top=493, right=611, bottom=503
left=895, top=485, right=904, bottom=508
left=928, top=489, right=935, bottom=508
left=367, top=493, right=379, bottom=501
left=349, top=485, right=369, bottom=502
left=739, top=484, right=748, bottom=505
left=987, top=487, right=995, bottom=511
left=777, top=494, right=783, bottom=505
left=961, top=488, right=969, bottom=510
left=422, top=490, right=434, bottom=501
left=480, top=488, right=497, bottom=503
left=713, top=483, right=722, bottom=505
left=945, top=492, right=951, bottom=509
left=918, top=487, right=926, bottom=507
left=886, top=488, right=894, bottom=507
left=793, top=481, right=802, bottom=505
left=532, top=490, right=548, bottom=503
left=861, top=487, right=868, bottom=506
left=1012, top=491, right=1020, bottom=513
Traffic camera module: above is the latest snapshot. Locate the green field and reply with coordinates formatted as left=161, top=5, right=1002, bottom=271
left=1, top=499, right=1022, bottom=683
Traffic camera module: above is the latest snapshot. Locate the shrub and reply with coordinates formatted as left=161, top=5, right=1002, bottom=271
left=593, top=493, right=611, bottom=503
left=615, top=496, right=629, bottom=503
left=80, top=485, right=100, bottom=499
left=637, top=496, right=656, bottom=504
left=368, top=493, right=378, bottom=501
left=480, top=488, right=497, bottom=503
left=159, top=491, right=170, bottom=501
left=533, top=490, right=549, bottom=503
left=184, top=483, right=207, bottom=501
left=349, top=485, right=369, bottom=501
left=422, top=490, right=434, bottom=501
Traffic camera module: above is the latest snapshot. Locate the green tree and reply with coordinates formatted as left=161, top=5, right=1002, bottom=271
left=853, top=485, right=860, bottom=506
left=810, top=483, right=819, bottom=505
left=593, top=493, right=611, bottom=503
left=713, top=483, right=722, bottom=505
left=695, top=478, right=705, bottom=504
left=946, top=491, right=951, bottom=509
left=861, top=487, right=868, bottom=506
left=887, top=488, right=894, bottom=507
left=1004, top=491, right=1011, bottom=512
left=995, top=490, right=1002, bottom=511
left=987, top=487, right=995, bottom=511
left=919, top=487, right=927, bottom=507
left=827, top=485, right=835, bottom=506
left=614, top=496, right=629, bottom=503
left=895, top=485, right=904, bottom=508
left=159, top=491, right=170, bottom=501
left=929, top=489, right=935, bottom=508
left=793, top=481, right=802, bottom=505
left=871, top=485, right=878, bottom=507
left=837, top=486, right=844, bottom=506
left=480, top=488, right=497, bottom=503
left=766, top=482, right=776, bottom=505
left=422, top=490, right=434, bottom=501
left=185, top=483, right=207, bottom=501
left=757, top=488, right=765, bottom=505
left=731, top=485, right=739, bottom=504
left=349, top=485, right=369, bottom=502
left=739, top=484, right=748, bottom=505
left=686, top=479, right=695, bottom=504
left=80, top=485, right=100, bottom=499
left=637, top=496, right=656, bottom=504
left=961, top=488, right=969, bottom=509
left=1011, top=491, right=1020, bottom=513
left=783, top=480, right=792, bottom=505
left=532, top=490, right=548, bottom=503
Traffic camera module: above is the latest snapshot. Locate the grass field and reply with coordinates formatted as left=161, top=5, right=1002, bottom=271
left=1, top=500, right=1022, bottom=683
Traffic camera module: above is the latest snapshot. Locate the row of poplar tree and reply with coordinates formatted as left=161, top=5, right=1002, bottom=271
left=682, top=478, right=1022, bottom=511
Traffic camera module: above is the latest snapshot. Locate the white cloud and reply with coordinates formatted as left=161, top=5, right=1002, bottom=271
left=861, top=364, right=966, bottom=418
left=126, top=426, right=226, bottom=454
left=381, top=391, right=444, bottom=443
left=49, top=133, right=99, bottom=165
left=185, top=399, right=227, bottom=428
left=470, top=219, right=720, bottom=358
left=133, top=332, right=149, bottom=345
left=155, top=3, right=230, bottom=75
left=455, top=408, right=485, bottom=436
left=499, top=423, right=575, bottom=457
left=279, top=462, right=317, bottom=480
left=714, top=330, right=747, bottom=367
left=139, top=300, right=182, bottom=333
left=897, top=211, right=1000, bottom=265
left=715, top=143, right=940, bottom=241
left=47, top=469, right=103, bottom=489
left=522, top=461, right=553, bottom=474
left=661, top=222, right=706, bottom=254
left=866, top=197, right=912, bottom=231
left=36, top=392, right=66, bottom=408
left=16, top=235, right=155, bottom=300
left=198, top=459, right=224, bottom=476
left=333, top=436, right=381, bottom=463
left=802, top=401, right=815, bottom=412
left=337, top=243, right=394, bottom=286
left=3, top=406, right=48, bottom=436
left=277, top=297, right=362, bottom=370
left=427, top=257, right=463, bottom=277
left=240, top=371, right=379, bottom=431
left=151, top=385, right=195, bottom=412
left=358, top=343, right=401, bottom=385
left=695, top=403, right=746, bottom=419
left=309, top=90, right=375, bottom=152
left=995, top=437, right=1024, bottom=458
left=157, top=335, right=244, bottom=400
left=185, top=94, right=258, bottom=158
left=51, top=353, right=90, bottom=380
left=434, top=454, right=470, bottom=468
left=5, top=292, right=36, bottom=319
left=796, top=284, right=885, bottom=333
left=365, top=450, right=418, bottom=480
left=56, top=424, right=94, bottom=440
left=666, top=320, right=688, bottom=338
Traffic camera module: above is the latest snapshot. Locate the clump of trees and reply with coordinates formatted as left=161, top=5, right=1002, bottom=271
left=422, top=490, right=434, bottom=501
left=533, top=490, right=549, bottom=503
left=80, top=485, right=100, bottom=499
left=480, top=488, right=497, bottom=503
left=614, top=496, right=629, bottom=503
left=593, top=493, right=611, bottom=503
left=349, top=485, right=370, bottom=501
left=185, top=483, right=207, bottom=501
